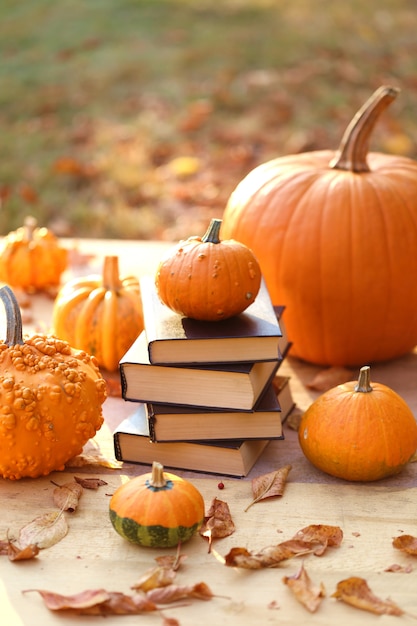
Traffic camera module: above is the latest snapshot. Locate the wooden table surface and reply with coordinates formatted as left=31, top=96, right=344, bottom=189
left=1, top=238, right=417, bottom=626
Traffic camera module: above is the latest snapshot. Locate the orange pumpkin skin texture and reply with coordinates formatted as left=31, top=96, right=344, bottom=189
left=0, top=286, right=107, bottom=480
left=298, top=366, right=417, bottom=482
left=52, top=255, right=143, bottom=372
left=155, top=218, right=261, bottom=321
left=109, top=461, right=205, bottom=548
left=221, top=86, right=417, bottom=366
left=0, top=216, right=68, bottom=292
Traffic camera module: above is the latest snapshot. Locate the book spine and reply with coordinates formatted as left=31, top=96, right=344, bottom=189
left=113, top=434, right=123, bottom=461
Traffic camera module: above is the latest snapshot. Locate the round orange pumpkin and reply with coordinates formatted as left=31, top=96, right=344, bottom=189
left=0, top=285, right=107, bottom=480
left=0, top=216, right=68, bottom=292
left=221, top=86, right=417, bottom=366
left=298, top=366, right=417, bottom=482
left=109, top=461, right=205, bottom=548
left=52, top=255, right=143, bottom=372
left=155, top=218, right=261, bottom=321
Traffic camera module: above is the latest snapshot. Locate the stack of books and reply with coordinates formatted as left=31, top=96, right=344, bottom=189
left=113, top=276, right=294, bottom=477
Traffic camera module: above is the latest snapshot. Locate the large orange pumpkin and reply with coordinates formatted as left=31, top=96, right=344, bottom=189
left=221, top=86, right=417, bottom=366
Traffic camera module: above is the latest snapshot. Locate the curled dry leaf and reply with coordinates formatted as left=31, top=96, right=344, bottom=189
left=283, top=562, right=325, bottom=613
left=74, top=476, right=108, bottom=490
left=306, top=367, right=354, bottom=391
left=392, top=534, right=417, bottom=556
left=23, top=588, right=157, bottom=616
left=245, top=465, right=292, bottom=512
left=131, top=565, right=177, bottom=592
left=18, top=511, right=68, bottom=549
left=199, top=498, right=235, bottom=553
left=224, top=524, right=342, bottom=569
left=332, top=577, right=404, bottom=616
left=293, top=524, right=344, bottom=556
left=53, top=480, right=83, bottom=512
left=146, top=581, right=214, bottom=605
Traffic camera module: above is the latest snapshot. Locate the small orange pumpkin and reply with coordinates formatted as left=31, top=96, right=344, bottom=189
left=298, top=366, right=417, bottom=482
left=109, top=461, right=205, bottom=548
left=221, top=86, right=417, bottom=366
left=52, top=255, right=143, bottom=372
left=155, top=218, right=262, bottom=321
left=0, top=216, right=68, bottom=292
left=0, top=285, right=106, bottom=480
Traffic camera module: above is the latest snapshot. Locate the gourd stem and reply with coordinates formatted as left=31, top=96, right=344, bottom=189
left=150, top=461, right=167, bottom=488
left=23, top=215, right=37, bottom=241
left=354, top=366, right=373, bottom=393
left=330, top=85, right=400, bottom=173
left=0, top=285, right=24, bottom=346
left=102, top=256, right=122, bottom=291
left=202, top=218, right=222, bottom=244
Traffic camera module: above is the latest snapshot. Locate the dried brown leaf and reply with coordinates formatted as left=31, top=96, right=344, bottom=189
left=332, top=577, right=404, bottom=616
left=245, top=465, right=292, bottom=511
left=53, top=480, right=83, bottom=512
left=306, top=367, right=354, bottom=391
left=385, top=563, right=413, bottom=573
left=131, top=565, right=177, bottom=592
left=146, top=581, right=214, bottom=604
left=224, top=540, right=314, bottom=569
left=18, top=511, right=68, bottom=549
left=199, top=498, right=235, bottom=552
left=74, top=476, right=108, bottom=490
left=224, top=524, right=342, bottom=569
left=283, top=562, right=325, bottom=612
left=392, top=534, right=417, bottom=555
left=292, top=524, right=343, bottom=555
left=23, top=588, right=157, bottom=615
left=8, top=541, right=40, bottom=562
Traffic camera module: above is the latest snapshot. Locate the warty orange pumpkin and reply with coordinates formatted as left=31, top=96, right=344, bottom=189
left=221, top=86, right=417, bottom=366
left=0, top=285, right=106, bottom=480
left=0, top=216, right=68, bottom=292
left=155, top=218, right=261, bottom=321
left=52, top=255, right=143, bottom=372
left=298, top=366, right=417, bottom=482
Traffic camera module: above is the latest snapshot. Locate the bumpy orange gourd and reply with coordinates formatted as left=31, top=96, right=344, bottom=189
left=155, top=218, right=261, bottom=321
left=109, top=461, right=205, bottom=548
left=299, top=366, right=417, bottom=482
left=0, top=216, right=68, bottom=292
left=52, top=256, right=143, bottom=372
left=221, top=86, right=417, bottom=366
left=0, top=285, right=106, bottom=480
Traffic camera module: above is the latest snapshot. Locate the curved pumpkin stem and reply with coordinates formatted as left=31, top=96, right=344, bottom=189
left=0, top=285, right=24, bottom=346
left=202, top=218, right=222, bottom=244
left=150, top=461, right=168, bottom=489
left=330, top=85, right=400, bottom=173
left=354, top=366, right=373, bottom=393
left=102, top=256, right=122, bottom=291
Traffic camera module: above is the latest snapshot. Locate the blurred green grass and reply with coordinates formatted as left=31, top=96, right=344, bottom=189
left=1, top=0, right=417, bottom=239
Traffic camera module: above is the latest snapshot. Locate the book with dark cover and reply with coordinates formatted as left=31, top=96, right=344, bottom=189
left=140, top=276, right=284, bottom=365
left=146, top=378, right=293, bottom=442
left=113, top=404, right=271, bottom=477
left=119, top=331, right=281, bottom=411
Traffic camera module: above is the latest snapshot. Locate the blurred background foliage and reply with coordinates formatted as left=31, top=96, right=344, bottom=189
left=1, top=0, right=417, bottom=240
